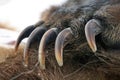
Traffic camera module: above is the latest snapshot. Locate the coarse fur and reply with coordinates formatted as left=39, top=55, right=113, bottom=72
left=0, top=0, right=120, bottom=80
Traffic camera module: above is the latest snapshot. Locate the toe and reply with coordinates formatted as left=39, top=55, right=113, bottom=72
left=15, top=25, right=36, bottom=52
left=85, top=19, right=103, bottom=52
left=23, top=27, right=47, bottom=67
left=55, top=28, right=74, bottom=66
left=38, top=28, right=58, bottom=69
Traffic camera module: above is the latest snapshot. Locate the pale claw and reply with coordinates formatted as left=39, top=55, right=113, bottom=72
left=23, top=27, right=47, bottom=67
left=55, top=28, right=74, bottom=66
left=85, top=19, right=102, bottom=52
left=15, top=25, right=35, bottom=52
left=39, top=28, right=58, bottom=69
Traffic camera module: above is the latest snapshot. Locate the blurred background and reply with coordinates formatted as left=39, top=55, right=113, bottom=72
left=0, top=0, right=66, bottom=47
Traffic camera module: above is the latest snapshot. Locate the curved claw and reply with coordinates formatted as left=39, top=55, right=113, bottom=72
left=15, top=25, right=36, bottom=52
left=23, top=27, right=47, bottom=67
left=55, top=28, right=74, bottom=66
left=38, top=28, right=58, bottom=69
left=85, top=19, right=102, bottom=52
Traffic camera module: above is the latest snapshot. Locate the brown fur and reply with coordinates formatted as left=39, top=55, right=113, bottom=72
left=0, top=0, right=120, bottom=80
left=0, top=43, right=119, bottom=80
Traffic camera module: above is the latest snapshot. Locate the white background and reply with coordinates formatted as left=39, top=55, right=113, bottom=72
left=0, top=0, right=66, bottom=31
left=0, top=0, right=66, bottom=46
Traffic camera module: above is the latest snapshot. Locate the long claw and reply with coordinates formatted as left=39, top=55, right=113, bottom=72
left=15, top=25, right=36, bottom=52
left=23, top=27, right=47, bottom=67
left=55, top=28, right=74, bottom=66
left=85, top=19, right=102, bottom=52
left=38, top=28, right=58, bottom=69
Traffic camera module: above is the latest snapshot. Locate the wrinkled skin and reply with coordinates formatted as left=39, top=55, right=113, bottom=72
left=15, top=0, right=120, bottom=79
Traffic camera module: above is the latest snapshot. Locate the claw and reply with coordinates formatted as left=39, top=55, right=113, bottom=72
left=15, top=25, right=36, bottom=52
left=23, top=27, right=47, bottom=67
left=85, top=19, right=102, bottom=52
left=55, top=28, right=74, bottom=66
left=38, top=28, right=58, bottom=69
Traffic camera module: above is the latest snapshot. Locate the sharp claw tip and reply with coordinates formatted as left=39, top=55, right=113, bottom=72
left=23, top=62, right=28, bottom=67
left=58, top=62, right=63, bottom=67
left=93, top=49, right=97, bottom=53
left=56, top=58, right=63, bottom=66
left=55, top=53, right=63, bottom=67
left=92, top=47, right=97, bottom=53
left=40, top=65, right=45, bottom=70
